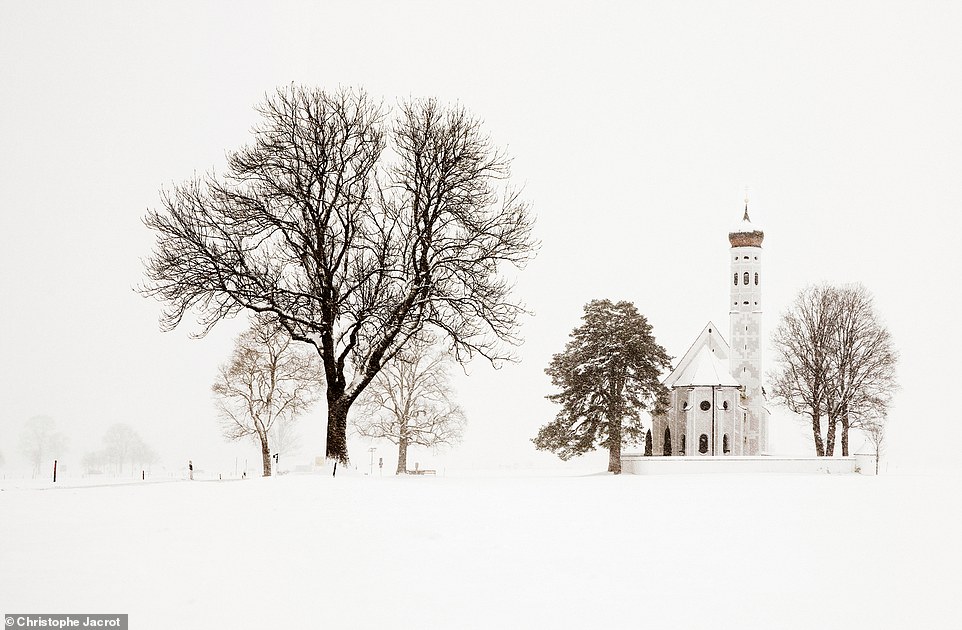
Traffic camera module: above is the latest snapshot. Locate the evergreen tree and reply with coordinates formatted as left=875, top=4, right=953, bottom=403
left=644, top=429, right=652, bottom=457
left=533, top=300, right=671, bottom=473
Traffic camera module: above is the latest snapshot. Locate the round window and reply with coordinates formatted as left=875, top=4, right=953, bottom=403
left=700, top=400, right=711, bottom=411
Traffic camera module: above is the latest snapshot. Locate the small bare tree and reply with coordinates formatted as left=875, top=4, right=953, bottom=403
left=19, top=416, right=67, bottom=478
left=213, top=315, right=323, bottom=476
left=861, top=417, right=886, bottom=474
left=353, top=341, right=466, bottom=474
left=102, top=423, right=157, bottom=475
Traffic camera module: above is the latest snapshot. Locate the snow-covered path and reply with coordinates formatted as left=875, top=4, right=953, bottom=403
left=1, top=472, right=957, bottom=629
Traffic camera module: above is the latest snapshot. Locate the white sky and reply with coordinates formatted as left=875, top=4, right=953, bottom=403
left=1, top=0, right=960, bottom=475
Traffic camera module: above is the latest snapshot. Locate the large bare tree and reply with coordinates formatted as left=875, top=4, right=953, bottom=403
left=213, top=315, right=323, bottom=476
left=771, top=283, right=897, bottom=456
left=143, top=86, right=535, bottom=465
left=353, top=340, right=466, bottom=474
left=825, top=284, right=898, bottom=456
left=770, top=285, right=837, bottom=456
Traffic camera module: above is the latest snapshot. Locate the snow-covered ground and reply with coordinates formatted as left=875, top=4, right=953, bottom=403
left=1, top=470, right=958, bottom=629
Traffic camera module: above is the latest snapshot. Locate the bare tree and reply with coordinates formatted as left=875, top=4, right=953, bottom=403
left=353, top=340, right=466, bottom=474
left=825, top=284, right=898, bottom=456
left=82, top=450, right=108, bottom=475
left=771, top=285, right=837, bottom=456
left=861, top=417, right=886, bottom=475
left=213, top=315, right=323, bottom=476
left=98, top=424, right=160, bottom=476
left=771, top=284, right=897, bottom=457
left=142, top=86, right=535, bottom=465
left=19, top=416, right=67, bottom=478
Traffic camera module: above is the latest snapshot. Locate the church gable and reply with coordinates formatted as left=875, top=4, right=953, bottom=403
left=663, top=322, right=738, bottom=388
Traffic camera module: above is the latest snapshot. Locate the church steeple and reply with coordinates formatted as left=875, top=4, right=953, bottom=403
left=728, top=201, right=767, bottom=454
left=729, top=199, right=764, bottom=248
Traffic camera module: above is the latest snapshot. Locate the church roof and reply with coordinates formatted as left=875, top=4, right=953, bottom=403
left=729, top=203, right=764, bottom=247
left=664, top=322, right=741, bottom=388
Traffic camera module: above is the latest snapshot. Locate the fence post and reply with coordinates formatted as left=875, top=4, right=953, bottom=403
left=53, top=459, right=58, bottom=483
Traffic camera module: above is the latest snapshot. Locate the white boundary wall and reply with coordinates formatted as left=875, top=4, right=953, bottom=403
left=621, top=454, right=859, bottom=475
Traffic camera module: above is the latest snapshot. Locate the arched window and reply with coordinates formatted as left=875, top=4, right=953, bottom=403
left=698, top=434, right=709, bottom=454
left=722, top=400, right=729, bottom=410
left=680, top=434, right=686, bottom=456
left=743, top=272, right=750, bottom=285
left=733, top=273, right=738, bottom=285
left=723, top=434, right=730, bottom=454
left=663, top=427, right=672, bottom=457
left=754, top=272, right=759, bottom=285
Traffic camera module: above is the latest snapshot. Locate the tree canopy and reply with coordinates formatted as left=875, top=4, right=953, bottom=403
left=533, top=300, right=671, bottom=473
left=142, top=86, right=536, bottom=464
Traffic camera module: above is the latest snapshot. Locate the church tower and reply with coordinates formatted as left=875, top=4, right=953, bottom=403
left=729, top=203, right=767, bottom=454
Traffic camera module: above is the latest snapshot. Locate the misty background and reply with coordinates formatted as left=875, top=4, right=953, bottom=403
left=1, top=1, right=959, bottom=476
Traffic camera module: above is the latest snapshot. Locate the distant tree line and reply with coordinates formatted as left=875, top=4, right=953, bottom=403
left=82, top=423, right=159, bottom=476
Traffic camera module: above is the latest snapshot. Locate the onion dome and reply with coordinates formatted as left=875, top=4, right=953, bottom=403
left=729, top=203, right=764, bottom=247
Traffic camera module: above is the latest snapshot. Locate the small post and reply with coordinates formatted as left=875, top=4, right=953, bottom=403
left=53, top=459, right=58, bottom=483
left=333, top=461, right=337, bottom=477
left=142, top=470, right=145, bottom=481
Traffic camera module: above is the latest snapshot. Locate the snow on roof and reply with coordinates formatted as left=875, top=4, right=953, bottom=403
left=663, top=322, right=740, bottom=388
left=670, top=343, right=741, bottom=387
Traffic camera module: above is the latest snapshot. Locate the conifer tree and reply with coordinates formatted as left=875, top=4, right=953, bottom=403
left=533, top=300, right=671, bottom=473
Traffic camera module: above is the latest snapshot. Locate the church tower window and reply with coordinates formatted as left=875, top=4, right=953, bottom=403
left=733, top=273, right=738, bottom=285
left=754, top=272, right=759, bottom=285
left=723, top=434, right=730, bottom=454
left=743, top=272, right=750, bottom=285
left=698, top=434, right=709, bottom=454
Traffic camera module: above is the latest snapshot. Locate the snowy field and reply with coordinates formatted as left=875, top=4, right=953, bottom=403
left=1, top=471, right=958, bottom=629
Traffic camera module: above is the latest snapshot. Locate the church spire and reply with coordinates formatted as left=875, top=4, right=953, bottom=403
left=743, top=190, right=751, bottom=222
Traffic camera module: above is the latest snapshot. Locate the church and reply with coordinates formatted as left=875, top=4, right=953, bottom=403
left=648, top=205, right=771, bottom=457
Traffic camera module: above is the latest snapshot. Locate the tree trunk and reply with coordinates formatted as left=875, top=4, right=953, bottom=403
left=811, top=412, right=825, bottom=457
left=326, top=397, right=350, bottom=465
left=258, top=429, right=271, bottom=477
left=825, top=415, right=837, bottom=457
left=608, top=418, right=622, bottom=474
left=396, top=438, right=408, bottom=475
left=841, top=412, right=850, bottom=457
